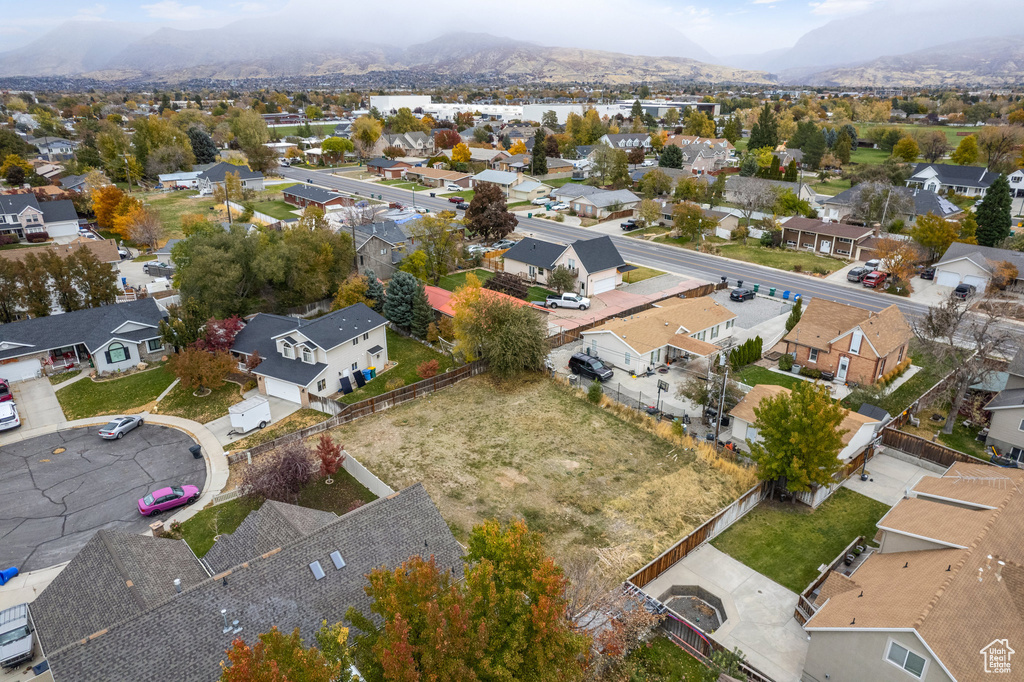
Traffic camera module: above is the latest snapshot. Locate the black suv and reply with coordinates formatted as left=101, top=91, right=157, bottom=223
left=569, top=353, right=614, bottom=381
left=730, top=288, right=755, bottom=302
left=953, top=283, right=976, bottom=300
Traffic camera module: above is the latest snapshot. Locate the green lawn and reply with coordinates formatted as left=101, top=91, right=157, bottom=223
left=848, top=147, right=890, bottom=166
left=700, top=244, right=845, bottom=274
left=437, top=269, right=556, bottom=301
left=623, top=637, right=708, bottom=681
left=855, top=123, right=985, bottom=149
left=544, top=177, right=577, bottom=188
left=338, top=329, right=454, bottom=404
left=622, top=265, right=666, bottom=284
left=0, top=242, right=35, bottom=251
left=251, top=200, right=299, bottom=221
left=844, top=340, right=954, bottom=416
left=56, top=366, right=176, bottom=420
left=48, top=370, right=81, bottom=385
left=174, top=469, right=377, bottom=557
left=267, top=123, right=336, bottom=139
left=810, top=178, right=852, bottom=196
left=711, top=488, right=890, bottom=593
left=133, top=253, right=157, bottom=262
left=939, top=420, right=990, bottom=460
left=507, top=201, right=531, bottom=209
left=157, top=380, right=245, bottom=424
left=736, top=365, right=806, bottom=391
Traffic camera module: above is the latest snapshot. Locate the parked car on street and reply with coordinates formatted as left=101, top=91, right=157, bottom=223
left=862, top=271, right=887, bottom=288
left=0, top=402, right=20, bottom=431
left=920, top=267, right=935, bottom=280
left=137, top=485, right=200, bottom=516
left=448, top=196, right=464, bottom=203
left=847, top=266, right=870, bottom=282
left=568, top=353, right=613, bottom=382
left=0, top=603, right=34, bottom=668
left=0, top=379, right=10, bottom=403
left=730, top=288, right=755, bottom=302
left=456, top=202, right=470, bottom=210
left=953, top=283, right=977, bottom=300
left=621, top=219, right=639, bottom=231
left=490, top=239, right=516, bottom=250
left=540, top=292, right=591, bottom=310
left=98, top=415, right=144, bottom=440
left=531, top=197, right=549, bottom=205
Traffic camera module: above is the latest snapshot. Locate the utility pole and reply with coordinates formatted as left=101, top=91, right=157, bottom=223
left=123, top=154, right=133, bottom=193
left=714, top=365, right=730, bottom=443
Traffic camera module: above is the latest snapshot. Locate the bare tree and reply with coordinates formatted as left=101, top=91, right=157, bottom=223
left=240, top=441, right=318, bottom=503
left=848, top=182, right=913, bottom=229
left=128, top=209, right=166, bottom=250
left=730, top=177, right=775, bottom=226
left=914, top=295, right=1015, bottom=434
left=977, top=126, right=1023, bottom=173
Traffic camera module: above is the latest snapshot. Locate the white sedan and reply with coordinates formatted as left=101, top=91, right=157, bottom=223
left=550, top=202, right=569, bottom=211
left=0, top=402, right=20, bottom=431
left=446, top=184, right=462, bottom=191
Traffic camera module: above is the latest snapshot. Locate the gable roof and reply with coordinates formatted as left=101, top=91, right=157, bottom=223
left=783, top=299, right=912, bottom=356
left=39, top=199, right=79, bottom=223
left=0, top=298, right=165, bottom=361
left=59, top=173, right=87, bottom=190
left=937, top=241, right=1024, bottom=275
left=473, top=169, right=520, bottom=185
left=602, top=133, right=650, bottom=145
left=583, top=297, right=736, bottom=355
left=196, top=161, right=263, bottom=183
left=728, top=383, right=877, bottom=445
left=0, top=192, right=40, bottom=215
left=824, top=186, right=962, bottom=218
left=353, top=220, right=410, bottom=247
left=571, top=235, right=625, bottom=273
left=41, top=485, right=464, bottom=682
left=0, top=237, right=119, bottom=266
left=910, top=162, right=999, bottom=188
left=423, top=285, right=547, bottom=318
left=783, top=216, right=873, bottom=241
left=551, top=183, right=605, bottom=200
left=282, top=184, right=346, bottom=203
left=502, top=236, right=567, bottom=269
left=575, top=188, right=641, bottom=209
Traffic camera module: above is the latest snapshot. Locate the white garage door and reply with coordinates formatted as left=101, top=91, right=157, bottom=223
left=0, top=357, right=42, bottom=382
left=935, top=270, right=961, bottom=287
left=964, top=275, right=988, bottom=289
left=264, top=377, right=302, bottom=404
left=593, top=276, right=616, bottom=295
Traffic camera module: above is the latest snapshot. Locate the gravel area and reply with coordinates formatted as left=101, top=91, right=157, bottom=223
left=710, top=289, right=794, bottom=330
left=618, top=273, right=687, bottom=297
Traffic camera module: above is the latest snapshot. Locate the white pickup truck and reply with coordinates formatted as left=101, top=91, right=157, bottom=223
left=538, top=293, right=591, bottom=310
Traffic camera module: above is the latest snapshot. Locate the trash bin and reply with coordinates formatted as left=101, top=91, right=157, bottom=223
left=362, top=369, right=372, bottom=381
left=783, top=290, right=790, bottom=300
left=189, top=444, right=203, bottom=459
left=794, top=294, right=801, bottom=301
left=527, top=213, right=532, bottom=218
left=430, top=192, right=435, bottom=198
left=0, top=566, right=18, bottom=586
left=369, top=366, right=376, bottom=379
left=752, top=284, right=759, bottom=293
left=769, top=287, right=776, bottom=296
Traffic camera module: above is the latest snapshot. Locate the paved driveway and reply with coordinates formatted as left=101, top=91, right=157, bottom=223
left=0, top=424, right=206, bottom=572
left=0, top=378, right=66, bottom=446
left=205, top=389, right=302, bottom=447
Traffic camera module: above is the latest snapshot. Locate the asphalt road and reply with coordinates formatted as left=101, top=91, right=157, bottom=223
left=282, top=167, right=932, bottom=319
left=0, top=424, right=206, bottom=571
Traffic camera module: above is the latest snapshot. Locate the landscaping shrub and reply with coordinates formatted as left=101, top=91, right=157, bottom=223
left=792, top=263, right=803, bottom=272
left=587, top=380, right=604, bottom=404
left=0, top=234, right=17, bottom=246
left=426, top=322, right=439, bottom=343
left=799, top=366, right=822, bottom=379
left=779, top=354, right=794, bottom=371
left=729, top=336, right=763, bottom=369
left=385, top=377, right=406, bottom=392
left=554, top=213, right=565, bottom=222
left=26, top=231, right=49, bottom=243
left=417, top=359, right=439, bottom=379
left=812, top=266, right=828, bottom=275
left=877, top=357, right=912, bottom=386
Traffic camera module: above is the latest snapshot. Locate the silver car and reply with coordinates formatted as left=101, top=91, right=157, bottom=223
left=98, top=415, right=144, bottom=439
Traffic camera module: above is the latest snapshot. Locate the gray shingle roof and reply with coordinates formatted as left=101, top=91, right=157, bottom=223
left=366, top=157, right=407, bottom=169
left=551, top=183, right=605, bottom=200
left=571, top=236, right=625, bottom=273
left=910, top=163, right=999, bottom=189
left=197, top=162, right=263, bottom=183
left=0, top=193, right=40, bottom=215
left=203, top=501, right=337, bottom=574
left=1009, top=348, right=1024, bottom=378
left=578, top=188, right=640, bottom=209
left=985, top=387, right=1024, bottom=411
left=353, top=220, right=410, bottom=247
left=60, top=174, right=87, bottom=190
left=39, top=199, right=79, bottom=223
left=502, top=237, right=567, bottom=269
left=0, top=298, right=165, bottom=361
left=824, top=186, right=961, bottom=218
left=937, top=242, right=1024, bottom=275
left=31, top=530, right=209, bottom=654
left=43, top=485, right=463, bottom=682
left=282, top=184, right=345, bottom=204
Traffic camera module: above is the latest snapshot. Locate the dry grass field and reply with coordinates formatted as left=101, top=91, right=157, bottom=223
left=327, top=375, right=754, bottom=566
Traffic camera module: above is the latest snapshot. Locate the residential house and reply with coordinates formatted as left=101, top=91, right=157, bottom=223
left=679, top=142, right=725, bottom=175
left=281, top=184, right=354, bottom=211
left=196, top=162, right=265, bottom=193
left=658, top=204, right=739, bottom=236
left=984, top=348, right=1024, bottom=459
left=820, top=186, right=962, bottom=225
left=231, top=303, right=388, bottom=405
left=353, top=220, right=414, bottom=279
left=58, top=174, right=87, bottom=193
left=1009, top=168, right=1024, bottom=198
left=402, top=167, right=472, bottom=189
left=906, top=162, right=1000, bottom=197
left=31, top=136, right=77, bottom=161
left=581, top=296, right=737, bottom=371
left=470, top=169, right=527, bottom=196
left=263, top=141, right=298, bottom=158
left=332, top=121, right=353, bottom=138
left=490, top=153, right=573, bottom=175
left=597, top=133, right=652, bottom=151
left=157, top=171, right=202, bottom=189
left=261, top=112, right=305, bottom=125
left=551, top=183, right=606, bottom=203
left=569, top=188, right=641, bottom=220
left=0, top=297, right=168, bottom=380
left=630, top=166, right=694, bottom=186
left=725, top=176, right=818, bottom=205
left=932, top=241, right=1024, bottom=290
left=802, top=461, right=1024, bottom=682
left=502, top=235, right=626, bottom=296
left=372, top=132, right=435, bottom=158
left=729, top=383, right=881, bottom=459
left=782, top=299, right=914, bottom=385
left=509, top=179, right=553, bottom=203
left=443, top=146, right=503, bottom=164
left=664, top=135, right=735, bottom=155
left=0, top=194, right=80, bottom=242
left=781, top=217, right=874, bottom=259
left=365, top=157, right=412, bottom=179
left=30, top=485, right=462, bottom=682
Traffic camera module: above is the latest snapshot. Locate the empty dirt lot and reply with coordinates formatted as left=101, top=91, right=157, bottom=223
left=329, top=375, right=751, bottom=565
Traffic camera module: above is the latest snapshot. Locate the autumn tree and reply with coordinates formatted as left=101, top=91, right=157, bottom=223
left=731, top=176, right=775, bottom=226
left=627, top=147, right=645, bottom=166
left=749, top=382, right=848, bottom=494
left=333, top=274, right=371, bottom=310
left=975, top=174, right=1013, bottom=246
left=547, top=264, right=578, bottom=294
left=91, top=184, right=126, bottom=229
left=508, top=139, right=528, bottom=155
left=874, top=236, right=921, bottom=287
left=911, top=212, right=969, bottom=259
left=160, top=300, right=208, bottom=350
left=381, top=145, right=404, bottom=160
left=451, top=142, right=472, bottom=164
left=671, top=201, right=715, bottom=242
left=0, top=259, right=22, bottom=323
left=314, top=434, right=344, bottom=483
left=407, top=211, right=464, bottom=285
left=892, top=136, right=919, bottom=162
left=168, top=346, right=235, bottom=392
left=71, top=248, right=120, bottom=308
left=19, top=254, right=52, bottom=318
left=352, top=115, right=383, bottom=160
left=465, top=182, right=518, bottom=241
left=683, top=109, right=715, bottom=137
left=950, top=134, right=978, bottom=165
left=127, top=207, right=165, bottom=250
left=638, top=168, right=672, bottom=198
left=198, top=316, right=245, bottom=352
left=455, top=295, right=548, bottom=379
left=240, top=440, right=317, bottom=503
left=917, top=131, right=948, bottom=163
left=848, top=181, right=913, bottom=228
left=977, top=126, right=1022, bottom=172
left=433, top=129, right=461, bottom=150
left=219, top=625, right=349, bottom=682
left=321, top=136, right=354, bottom=164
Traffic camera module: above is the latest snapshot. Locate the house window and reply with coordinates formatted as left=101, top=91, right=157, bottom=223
left=898, top=345, right=905, bottom=362
left=711, top=326, right=719, bottom=340
left=538, top=268, right=545, bottom=276
left=809, top=349, right=818, bottom=363
left=568, top=259, right=576, bottom=270
left=282, top=343, right=294, bottom=359
left=317, top=378, right=327, bottom=392
left=850, top=329, right=863, bottom=355
left=650, top=349, right=660, bottom=364
left=302, top=347, right=313, bottom=364
left=351, top=362, right=358, bottom=372
left=1018, top=419, right=1024, bottom=432
left=363, top=333, right=369, bottom=340
left=147, top=339, right=162, bottom=352
left=885, top=641, right=927, bottom=678
left=106, top=343, right=129, bottom=364
left=726, top=319, right=734, bottom=329
left=878, top=358, right=887, bottom=377
left=624, top=351, right=631, bottom=365
left=353, top=336, right=359, bottom=346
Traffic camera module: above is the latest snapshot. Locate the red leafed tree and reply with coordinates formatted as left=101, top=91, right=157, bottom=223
left=416, top=359, right=439, bottom=379
left=219, top=626, right=344, bottom=682
left=315, top=433, right=345, bottom=483
left=434, top=129, right=462, bottom=150
left=167, top=347, right=236, bottom=391
left=244, top=350, right=262, bottom=372
left=200, top=316, right=245, bottom=352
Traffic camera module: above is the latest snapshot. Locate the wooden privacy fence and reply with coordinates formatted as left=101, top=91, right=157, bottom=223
left=880, top=427, right=990, bottom=468
left=227, top=361, right=487, bottom=464
left=793, top=535, right=867, bottom=626
left=628, top=481, right=770, bottom=589
left=792, top=445, right=876, bottom=508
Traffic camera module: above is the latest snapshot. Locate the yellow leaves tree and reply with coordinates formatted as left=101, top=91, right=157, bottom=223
left=91, top=185, right=126, bottom=229
left=874, top=236, right=921, bottom=287
left=333, top=274, right=371, bottom=310
left=450, top=272, right=483, bottom=360
left=0, top=154, right=32, bottom=178
left=451, top=142, right=472, bottom=164
left=508, top=140, right=527, bottom=155
left=892, top=136, right=920, bottom=162
left=109, top=197, right=147, bottom=241
left=989, top=261, right=1019, bottom=292
left=352, top=115, right=382, bottom=160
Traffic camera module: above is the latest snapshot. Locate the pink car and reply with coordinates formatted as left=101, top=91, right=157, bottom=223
left=0, top=379, right=11, bottom=403
left=138, top=485, right=200, bottom=516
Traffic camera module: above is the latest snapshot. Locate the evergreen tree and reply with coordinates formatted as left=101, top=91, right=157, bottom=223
left=841, top=123, right=858, bottom=150
left=784, top=159, right=799, bottom=182
left=722, top=117, right=741, bottom=144
left=748, top=103, right=779, bottom=151
left=834, top=131, right=852, bottom=165
left=410, top=281, right=433, bottom=339
left=659, top=144, right=683, bottom=168
left=975, top=174, right=1013, bottom=246
left=802, top=128, right=827, bottom=170
left=531, top=129, right=548, bottom=175
left=630, top=99, right=644, bottom=119
left=382, top=271, right=417, bottom=329
left=785, top=297, right=803, bottom=333
left=739, top=154, right=758, bottom=177
left=187, top=127, right=218, bottom=164
left=823, top=127, right=838, bottom=149
left=364, top=269, right=385, bottom=312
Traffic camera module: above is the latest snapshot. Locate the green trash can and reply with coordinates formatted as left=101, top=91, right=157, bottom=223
left=769, top=287, right=776, bottom=297
left=528, top=212, right=532, bottom=218
left=752, top=284, right=759, bottom=293
left=369, top=367, right=377, bottom=379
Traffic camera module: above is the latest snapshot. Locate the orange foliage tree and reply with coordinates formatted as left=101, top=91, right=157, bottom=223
left=91, top=184, right=125, bottom=229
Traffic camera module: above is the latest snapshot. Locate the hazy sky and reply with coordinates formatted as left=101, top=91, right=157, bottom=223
left=0, top=0, right=886, bottom=56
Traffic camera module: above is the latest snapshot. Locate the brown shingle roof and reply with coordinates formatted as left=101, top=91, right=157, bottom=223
left=583, top=297, right=736, bottom=355
left=878, top=496, right=999, bottom=548
left=0, top=237, right=119, bottom=265
left=404, top=167, right=471, bottom=182
left=783, top=299, right=912, bottom=358
left=783, top=216, right=873, bottom=241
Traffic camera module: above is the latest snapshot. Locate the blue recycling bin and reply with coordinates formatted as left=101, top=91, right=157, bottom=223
left=0, top=566, right=18, bottom=586
left=783, top=290, right=790, bottom=300
left=362, top=369, right=372, bottom=381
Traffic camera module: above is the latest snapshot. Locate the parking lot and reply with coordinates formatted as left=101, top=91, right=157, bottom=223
left=0, top=424, right=206, bottom=571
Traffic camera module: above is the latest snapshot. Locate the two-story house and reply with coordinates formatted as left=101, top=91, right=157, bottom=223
left=1009, top=168, right=1024, bottom=198
left=906, top=162, right=999, bottom=197
left=353, top=220, right=414, bottom=280
left=501, top=235, right=626, bottom=296
left=371, top=132, right=435, bottom=158
left=820, top=187, right=962, bottom=225
left=802, top=462, right=1024, bottom=682
left=782, top=298, right=914, bottom=385
left=231, top=303, right=388, bottom=406
left=984, top=347, right=1024, bottom=460
left=597, top=133, right=652, bottom=151
left=0, top=194, right=80, bottom=242
left=581, top=296, right=737, bottom=371
left=196, top=162, right=265, bottom=194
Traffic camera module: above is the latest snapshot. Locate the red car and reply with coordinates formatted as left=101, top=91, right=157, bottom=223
left=0, top=379, right=11, bottom=403
left=448, top=196, right=464, bottom=203
left=138, top=485, right=200, bottom=516
left=861, top=271, right=887, bottom=288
